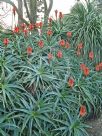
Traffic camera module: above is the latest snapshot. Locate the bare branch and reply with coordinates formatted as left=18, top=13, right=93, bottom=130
left=43, top=0, right=53, bottom=26
left=23, top=0, right=33, bottom=23
left=0, top=0, right=29, bottom=25
left=18, top=0, right=23, bottom=24
left=47, top=0, right=53, bottom=15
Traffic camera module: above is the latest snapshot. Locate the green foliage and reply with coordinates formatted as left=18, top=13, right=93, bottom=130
left=64, top=1, right=102, bottom=63
left=0, top=1, right=102, bottom=136
left=0, top=111, right=19, bottom=136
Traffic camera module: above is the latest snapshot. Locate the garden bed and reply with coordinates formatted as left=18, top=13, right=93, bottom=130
left=0, top=1, right=102, bottom=136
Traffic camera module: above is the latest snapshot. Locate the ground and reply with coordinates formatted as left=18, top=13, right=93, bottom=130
left=87, top=114, right=102, bottom=136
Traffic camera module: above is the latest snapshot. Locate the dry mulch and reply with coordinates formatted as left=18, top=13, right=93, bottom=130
left=86, top=114, right=102, bottom=136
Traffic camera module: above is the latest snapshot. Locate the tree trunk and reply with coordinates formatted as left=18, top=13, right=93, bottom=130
left=18, top=0, right=23, bottom=25
left=43, top=0, right=53, bottom=27
left=29, top=0, right=37, bottom=23
left=0, top=0, right=53, bottom=26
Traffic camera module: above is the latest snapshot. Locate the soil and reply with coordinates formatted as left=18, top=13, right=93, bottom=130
left=86, top=114, right=102, bottom=136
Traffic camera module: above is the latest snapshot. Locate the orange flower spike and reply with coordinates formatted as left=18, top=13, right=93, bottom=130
left=57, top=50, right=63, bottom=58
left=35, top=22, right=39, bottom=28
left=68, top=78, right=74, bottom=88
left=80, top=63, right=86, bottom=71
left=59, top=12, right=63, bottom=19
left=21, top=23, right=26, bottom=29
left=89, top=51, right=94, bottom=60
left=48, top=17, right=52, bottom=23
left=83, top=67, right=90, bottom=76
left=3, top=38, right=9, bottom=46
left=39, top=22, right=42, bottom=27
left=77, top=43, right=83, bottom=49
left=48, top=18, right=53, bottom=27
left=79, top=105, right=87, bottom=117
left=13, top=26, right=19, bottom=33
left=59, top=39, right=65, bottom=47
left=67, top=32, right=72, bottom=38
left=99, top=62, right=102, bottom=67
left=27, top=46, right=32, bottom=55
left=95, top=65, right=100, bottom=71
left=65, top=41, right=70, bottom=49
left=38, top=40, right=44, bottom=48
left=29, top=24, right=34, bottom=31
left=23, top=29, right=28, bottom=37
left=47, top=30, right=53, bottom=36
left=99, top=62, right=102, bottom=70
left=48, top=53, right=53, bottom=60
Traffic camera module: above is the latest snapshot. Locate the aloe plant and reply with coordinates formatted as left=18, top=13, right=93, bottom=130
left=0, top=1, right=102, bottom=135
left=63, top=0, right=102, bottom=62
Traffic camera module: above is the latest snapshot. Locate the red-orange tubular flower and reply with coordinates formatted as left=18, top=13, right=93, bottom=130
left=23, top=29, right=28, bottom=37
left=89, top=51, right=94, bottom=60
left=48, top=18, right=52, bottom=23
left=38, top=40, right=44, bottom=48
left=80, top=64, right=90, bottom=76
left=47, top=30, right=53, bottom=36
left=35, top=23, right=39, bottom=28
left=27, top=46, right=32, bottom=55
left=39, top=22, right=43, bottom=29
left=83, top=67, right=90, bottom=76
left=80, top=63, right=86, bottom=70
left=59, top=39, right=65, bottom=47
left=65, top=42, right=70, bottom=49
left=95, top=65, right=100, bottom=71
left=95, top=62, right=102, bottom=71
left=77, top=43, right=83, bottom=49
left=48, top=53, right=53, bottom=60
left=59, top=12, right=63, bottom=19
left=21, top=23, right=26, bottom=29
left=3, top=38, right=9, bottom=46
left=13, top=26, right=19, bottom=33
left=68, top=78, right=74, bottom=88
left=99, top=63, right=102, bottom=70
left=57, top=50, right=63, bottom=58
left=29, top=24, right=34, bottom=31
left=79, top=105, right=87, bottom=117
left=67, top=32, right=72, bottom=38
